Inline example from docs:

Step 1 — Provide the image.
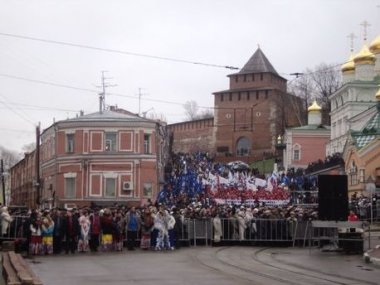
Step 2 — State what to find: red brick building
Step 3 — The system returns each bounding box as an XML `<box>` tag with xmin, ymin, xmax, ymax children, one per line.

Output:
<box><xmin>11</xmin><ymin>108</ymin><xmax>167</xmax><ymax>209</ymax></box>
<box><xmin>10</xmin><ymin>150</ymin><xmax>37</xmax><ymax>208</ymax></box>
<box><xmin>168</xmin><ymin>48</ymin><xmax>302</xmax><ymax>163</ymax></box>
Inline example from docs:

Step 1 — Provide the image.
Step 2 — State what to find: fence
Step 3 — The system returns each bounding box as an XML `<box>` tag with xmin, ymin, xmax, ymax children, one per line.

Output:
<box><xmin>0</xmin><ymin>216</ymin><xmax>371</xmax><ymax>252</ymax></box>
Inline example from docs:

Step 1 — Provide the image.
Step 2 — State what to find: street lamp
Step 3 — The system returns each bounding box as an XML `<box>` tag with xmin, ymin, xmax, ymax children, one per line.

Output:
<box><xmin>365</xmin><ymin>176</ymin><xmax>376</xmax><ymax>224</ymax></box>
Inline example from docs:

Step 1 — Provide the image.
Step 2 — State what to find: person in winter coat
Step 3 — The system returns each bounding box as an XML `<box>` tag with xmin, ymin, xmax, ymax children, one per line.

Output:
<box><xmin>140</xmin><ymin>207</ymin><xmax>154</xmax><ymax>249</ymax></box>
<box><xmin>0</xmin><ymin>206</ymin><xmax>13</xmax><ymax>237</ymax></box>
<box><xmin>154</xmin><ymin>209</ymin><xmax>170</xmax><ymax>250</ymax></box>
<box><xmin>100</xmin><ymin>208</ymin><xmax>114</xmax><ymax>252</ymax></box>
<box><xmin>29</xmin><ymin>211</ymin><xmax>43</xmax><ymax>255</ymax></box>
<box><xmin>62</xmin><ymin>209</ymin><xmax>80</xmax><ymax>254</ymax></box>
<box><xmin>78</xmin><ymin>210</ymin><xmax>91</xmax><ymax>252</ymax></box>
<box><xmin>124</xmin><ymin>207</ymin><xmax>141</xmax><ymax>250</ymax></box>
<box><xmin>212</xmin><ymin>212</ymin><xmax>222</xmax><ymax>245</ymax></box>
<box><xmin>41</xmin><ymin>211</ymin><xmax>55</xmax><ymax>255</ymax></box>
<box><xmin>89</xmin><ymin>209</ymin><xmax>101</xmax><ymax>252</ymax></box>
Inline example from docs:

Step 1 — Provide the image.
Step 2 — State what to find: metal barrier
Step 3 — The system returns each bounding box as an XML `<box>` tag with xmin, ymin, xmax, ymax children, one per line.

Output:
<box><xmin>0</xmin><ymin>215</ymin><xmax>28</xmax><ymax>241</ymax></box>
<box><xmin>1</xmin><ymin>215</ymin><xmax>374</xmax><ymax>252</ymax></box>
<box><xmin>184</xmin><ymin>218</ymin><xmax>300</xmax><ymax>246</ymax></box>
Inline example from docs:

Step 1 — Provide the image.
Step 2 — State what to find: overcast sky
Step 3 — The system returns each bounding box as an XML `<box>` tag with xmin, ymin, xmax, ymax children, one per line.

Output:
<box><xmin>0</xmin><ymin>0</ymin><xmax>379</xmax><ymax>153</ymax></box>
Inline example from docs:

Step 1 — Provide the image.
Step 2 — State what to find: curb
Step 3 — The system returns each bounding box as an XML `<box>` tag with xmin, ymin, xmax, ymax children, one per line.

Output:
<box><xmin>364</xmin><ymin>245</ymin><xmax>380</xmax><ymax>267</ymax></box>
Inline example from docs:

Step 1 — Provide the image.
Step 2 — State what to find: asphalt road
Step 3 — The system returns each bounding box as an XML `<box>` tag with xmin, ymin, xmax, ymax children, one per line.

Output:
<box><xmin>24</xmin><ymin>246</ymin><xmax>380</xmax><ymax>285</ymax></box>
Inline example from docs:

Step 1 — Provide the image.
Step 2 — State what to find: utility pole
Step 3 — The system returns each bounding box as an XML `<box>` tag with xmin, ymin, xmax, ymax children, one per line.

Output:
<box><xmin>35</xmin><ymin>123</ymin><xmax>41</xmax><ymax>207</ymax></box>
<box><xmin>1</xmin><ymin>158</ymin><xmax>5</xmax><ymax>205</ymax></box>
<box><xmin>97</xmin><ymin>71</ymin><xmax>117</xmax><ymax>113</ymax></box>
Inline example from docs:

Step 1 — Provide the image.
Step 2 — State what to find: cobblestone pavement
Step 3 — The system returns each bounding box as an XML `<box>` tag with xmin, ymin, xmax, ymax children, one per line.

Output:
<box><xmin>26</xmin><ymin>247</ymin><xmax>380</xmax><ymax>285</ymax></box>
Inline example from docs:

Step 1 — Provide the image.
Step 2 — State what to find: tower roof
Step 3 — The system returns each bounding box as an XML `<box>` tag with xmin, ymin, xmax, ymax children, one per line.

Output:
<box><xmin>308</xmin><ymin>100</ymin><xmax>322</xmax><ymax>112</ymax></box>
<box><xmin>238</xmin><ymin>48</ymin><xmax>279</xmax><ymax>75</ymax></box>
<box><xmin>369</xmin><ymin>35</ymin><xmax>380</xmax><ymax>54</ymax></box>
<box><xmin>353</xmin><ymin>44</ymin><xmax>375</xmax><ymax>65</ymax></box>
<box><xmin>351</xmin><ymin>111</ymin><xmax>380</xmax><ymax>148</ymax></box>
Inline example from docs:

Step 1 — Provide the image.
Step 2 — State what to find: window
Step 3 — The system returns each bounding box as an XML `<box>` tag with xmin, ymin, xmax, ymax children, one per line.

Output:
<box><xmin>265</xmin><ymin>90</ymin><xmax>269</xmax><ymax>99</ymax></box>
<box><xmin>105</xmin><ymin>133</ymin><xmax>117</xmax><ymax>151</ymax></box>
<box><xmin>236</xmin><ymin>137</ymin><xmax>250</xmax><ymax>156</ymax></box>
<box><xmin>260</xmin><ymin>73</ymin><xmax>263</xmax><ymax>80</ymax></box>
<box><xmin>238</xmin><ymin>92</ymin><xmax>241</xmax><ymax>101</ymax></box>
<box><xmin>252</xmin><ymin>74</ymin><xmax>255</xmax><ymax>81</ymax></box>
<box><xmin>104</xmin><ymin>178</ymin><xmax>116</xmax><ymax>197</ymax></box>
<box><xmin>235</xmin><ymin>76</ymin><xmax>238</xmax><ymax>83</ymax></box>
<box><xmin>293</xmin><ymin>149</ymin><xmax>300</xmax><ymax>160</ymax></box>
<box><xmin>350</xmin><ymin>173</ymin><xmax>358</xmax><ymax>185</ymax></box>
<box><xmin>144</xmin><ymin>134</ymin><xmax>151</xmax><ymax>154</ymax></box>
<box><xmin>143</xmin><ymin>183</ymin><xmax>153</xmax><ymax>198</ymax></box>
<box><xmin>375</xmin><ymin>168</ymin><xmax>380</xmax><ymax>187</ymax></box>
<box><xmin>229</xmin><ymin>93</ymin><xmax>232</xmax><ymax>101</ymax></box>
<box><xmin>359</xmin><ymin>169</ymin><xmax>365</xmax><ymax>183</ymax></box>
<box><xmin>293</xmin><ymin>144</ymin><xmax>301</xmax><ymax>161</ymax></box>
<box><xmin>66</xmin><ymin>134</ymin><xmax>74</xmax><ymax>153</ymax></box>
<box><xmin>220</xmin><ymin>94</ymin><xmax>224</xmax><ymax>102</ymax></box>
<box><xmin>64</xmin><ymin>177</ymin><xmax>75</xmax><ymax>198</ymax></box>
<box><xmin>247</xmin><ymin>92</ymin><xmax>250</xmax><ymax>101</ymax></box>
<box><xmin>243</xmin><ymin>74</ymin><xmax>247</xmax><ymax>82</ymax></box>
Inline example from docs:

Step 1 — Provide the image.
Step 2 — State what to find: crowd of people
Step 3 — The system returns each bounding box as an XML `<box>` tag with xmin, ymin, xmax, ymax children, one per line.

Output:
<box><xmin>3</xmin><ymin>201</ymin><xmax>319</xmax><ymax>256</ymax></box>
<box><xmin>7</xmin><ymin>204</ymin><xmax>183</xmax><ymax>256</ymax></box>
<box><xmin>2</xmin><ymin>151</ymin><xmax>372</xmax><ymax>255</ymax></box>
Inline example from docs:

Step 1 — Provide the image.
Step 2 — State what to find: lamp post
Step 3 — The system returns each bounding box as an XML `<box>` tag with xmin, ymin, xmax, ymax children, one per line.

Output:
<box><xmin>1</xmin><ymin>159</ymin><xmax>6</xmax><ymax>206</ymax></box>
<box><xmin>365</xmin><ymin>176</ymin><xmax>376</xmax><ymax>224</ymax></box>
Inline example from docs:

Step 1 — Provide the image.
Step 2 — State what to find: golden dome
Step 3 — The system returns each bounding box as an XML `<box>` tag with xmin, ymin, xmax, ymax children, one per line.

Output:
<box><xmin>353</xmin><ymin>44</ymin><xmax>375</xmax><ymax>65</ymax></box>
<box><xmin>369</xmin><ymin>35</ymin><xmax>380</xmax><ymax>54</ymax></box>
<box><xmin>308</xmin><ymin>100</ymin><xmax>322</xmax><ymax>112</ymax></box>
<box><xmin>376</xmin><ymin>87</ymin><xmax>380</xmax><ymax>101</ymax></box>
<box><xmin>341</xmin><ymin>53</ymin><xmax>355</xmax><ymax>73</ymax></box>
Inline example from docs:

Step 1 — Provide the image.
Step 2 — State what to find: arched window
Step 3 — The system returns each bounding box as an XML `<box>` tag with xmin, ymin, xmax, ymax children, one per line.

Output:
<box><xmin>293</xmin><ymin>144</ymin><xmax>301</xmax><ymax>161</ymax></box>
<box><xmin>236</xmin><ymin>137</ymin><xmax>251</xmax><ymax>156</ymax></box>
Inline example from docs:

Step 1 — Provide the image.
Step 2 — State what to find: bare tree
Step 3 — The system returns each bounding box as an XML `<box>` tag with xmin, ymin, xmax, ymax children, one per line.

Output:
<box><xmin>288</xmin><ymin>74</ymin><xmax>315</xmax><ymax>125</ymax></box>
<box><xmin>197</xmin><ymin>108</ymin><xmax>214</xmax><ymax>119</ymax></box>
<box><xmin>0</xmin><ymin>146</ymin><xmax>21</xmax><ymax>169</ymax></box>
<box><xmin>289</xmin><ymin>63</ymin><xmax>342</xmax><ymax>125</ymax></box>
<box><xmin>22</xmin><ymin>142</ymin><xmax>36</xmax><ymax>153</ymax></box>
<box><xmin>183</xmin><ymin>100</ymin><xmax>199</xmax><ymax>121</ymax></box>
<box><xmin>308</xmin><ymin>63</ymin><xmax>342</xmax><ymax>125</ymax></box>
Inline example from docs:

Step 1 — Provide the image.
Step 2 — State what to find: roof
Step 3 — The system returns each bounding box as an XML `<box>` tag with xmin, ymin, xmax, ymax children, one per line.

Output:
<box><xmin>237</xmin><ymin>48</ymin><xmax>278</xmax><ymax>75</ymax></box>
<box><xmin>351</xmin><ymin>107</ymin><xmax>380</xmax><ymax>148</ymax></box>
<box><xmin>65</xmin><ymin>109</ymin><xmax>153</xmax><ymax>123</ymax></box>
<box><xmin>291</xmin><ymin>124</ymin><xmax>330</xmax><ymax>131</ymax></box>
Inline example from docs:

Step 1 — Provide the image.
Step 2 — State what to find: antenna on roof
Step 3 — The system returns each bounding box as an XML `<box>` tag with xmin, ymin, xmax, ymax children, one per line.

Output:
<box><xmin>96</xmin><ymin>71</ymin><xmax>117</xmax><ymax>113</ymax></box>
<box><xmin>290</xmin><ymin>72</ymin><xmax>304</xmax><ymax>78</ymax></box>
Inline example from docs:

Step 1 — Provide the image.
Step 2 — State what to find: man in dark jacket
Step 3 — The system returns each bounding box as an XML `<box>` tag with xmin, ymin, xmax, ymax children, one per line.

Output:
<box><xmin>52</xmin><ymin>208</ymin><xmax>65</xmax><ymax>254</ymax></box>
<box><xmin>62</xmin><ymin>209</ymin><xmax>80</xmax><ymax>254</ymax></box>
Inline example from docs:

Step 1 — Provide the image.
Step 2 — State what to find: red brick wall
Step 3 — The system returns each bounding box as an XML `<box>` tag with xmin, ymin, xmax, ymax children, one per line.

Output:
<box><xmin>168</xmin><ymin>118</ymin><xmax>215</xmax><ymax>153</ymax></box>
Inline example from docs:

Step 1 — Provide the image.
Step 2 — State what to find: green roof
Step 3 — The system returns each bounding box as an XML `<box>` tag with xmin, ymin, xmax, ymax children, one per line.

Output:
<box><xmin>352</xmin><ymin>109</ymin><xmax>380</xmax><ymax>148</ymax></box>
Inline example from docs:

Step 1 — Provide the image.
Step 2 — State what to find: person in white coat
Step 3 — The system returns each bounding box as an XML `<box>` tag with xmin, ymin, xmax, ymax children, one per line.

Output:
<box><xmin>212</xmin><ymin>212</ymin><xmax>222</xmax><ymax>244</ymax></box>
<box><xmin>0</xmin><ymin>206</ymin><xmax>13</xmax><ymax>236</ymax></box>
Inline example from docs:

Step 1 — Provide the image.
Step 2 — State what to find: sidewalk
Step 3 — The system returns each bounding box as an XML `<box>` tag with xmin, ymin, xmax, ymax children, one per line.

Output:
<box><xmin>365</xmin><ymin>246</ymin><xmax>380</xmax><ymax>267</ymax></box>
<box><xmin>364</xmin><ymin>223</ymin><xmax>380</xmax><ymax>267</ymax></box>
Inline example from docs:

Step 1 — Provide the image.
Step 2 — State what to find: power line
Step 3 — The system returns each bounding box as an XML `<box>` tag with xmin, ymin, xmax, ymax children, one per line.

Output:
<box><xmin>0</xmin><ymin>100</ymin><xmax>80</xmax><ymax>113</ymax></box>
<box><xmin>0</xmin><ymin>32</ymin><xmax>240</xmax><ymax>70</ymax></box>
<box><xmin>0</xmin><ymin>93</ymin><xmax>36</xmax><ymax>126</ymax></box>
<box><xmin>0</xmin><ymin>127</ymin><xmax>34</xmax><ymax>134</ymax></box>
<box><xmin>0</xmin><ymin>72</ymin><xmax>211</xmax><ymax>109</ymax></box>
<box><xmin>0</xmin><ymin>73</ymin><xmax>96</xmax><ymax>93</ymax></box>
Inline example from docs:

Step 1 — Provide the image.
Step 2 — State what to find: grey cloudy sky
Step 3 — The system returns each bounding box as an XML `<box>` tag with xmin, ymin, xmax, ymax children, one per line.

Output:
<box><xmin>0</xmin><ymin>0</ymin><xmax>379</xmax><ymax>153</ymax></box>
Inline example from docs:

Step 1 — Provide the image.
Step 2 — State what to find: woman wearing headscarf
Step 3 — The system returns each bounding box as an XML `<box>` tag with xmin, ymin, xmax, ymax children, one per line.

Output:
<box><xmin>140</xmin><ymin>207</ymin><xmax>154</xmax><ymax>250</ymax></box>
<box><xmin>78</xmin><ymin>210</ymin><xmax>91</xmax><ymax>252</ymax></box>
<box><xmin>41</xmin><ymin>211</ymin><xmax>55</xmax><ymax>255</ymax></box>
